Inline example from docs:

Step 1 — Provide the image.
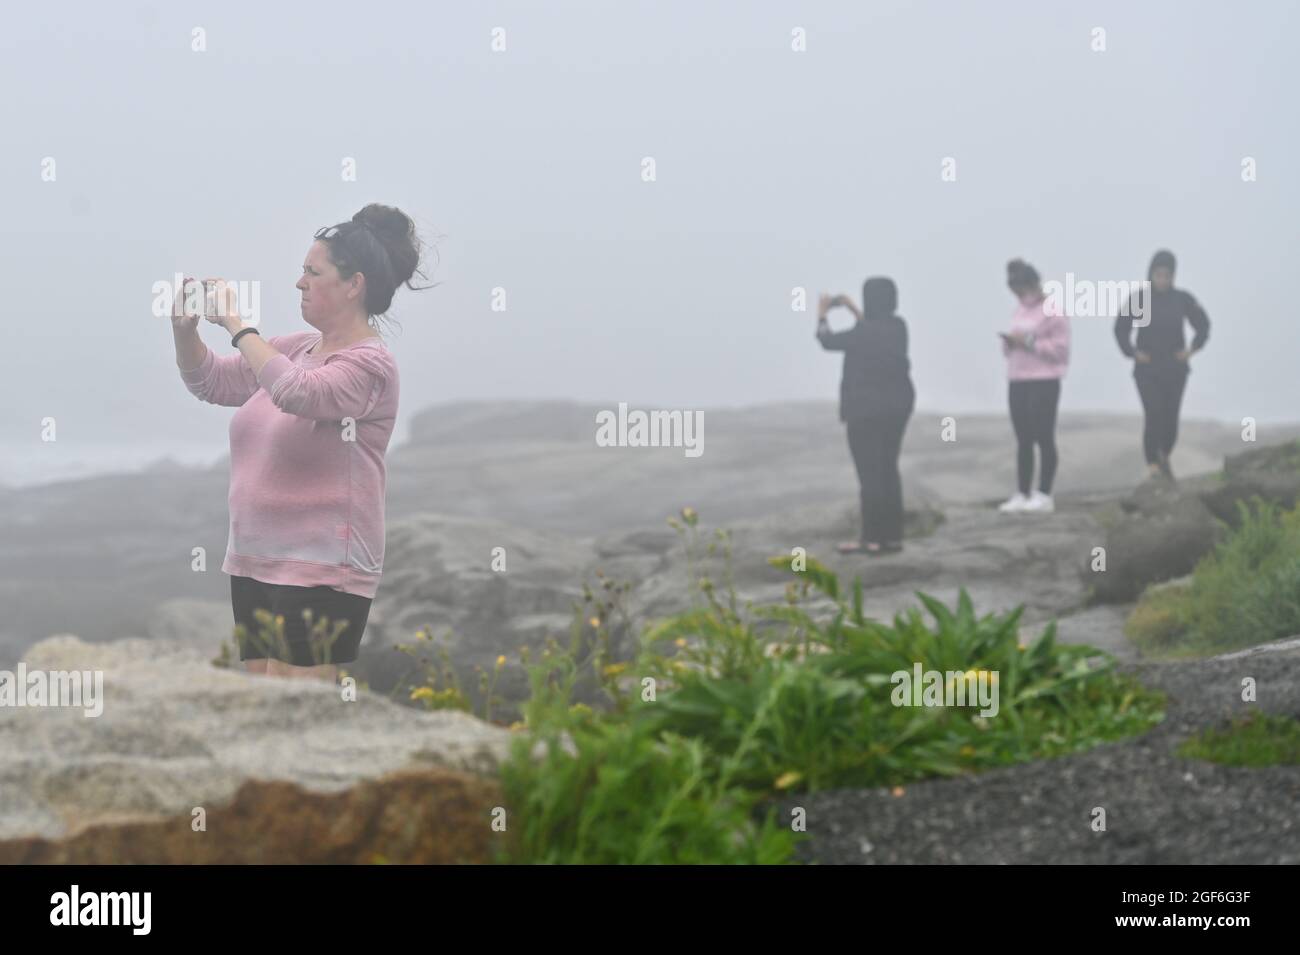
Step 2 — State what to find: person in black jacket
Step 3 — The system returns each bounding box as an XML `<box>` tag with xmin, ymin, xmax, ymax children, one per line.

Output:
<box><xmin>816</xmin><ymin>276</ymin><xmax>916</xmax><ymax>555</ymax></box>
<box><xmin>1114</xmin><ymin>249</ymin><xmax>1210</xmax><ymax>481</ymax></box>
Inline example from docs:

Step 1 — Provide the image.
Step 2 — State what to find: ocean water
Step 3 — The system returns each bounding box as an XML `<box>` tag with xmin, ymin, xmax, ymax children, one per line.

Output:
<box><xmin>0</xmin><ymin>443</ymin><xmax>228</xmax><ymax>489</ymax></box>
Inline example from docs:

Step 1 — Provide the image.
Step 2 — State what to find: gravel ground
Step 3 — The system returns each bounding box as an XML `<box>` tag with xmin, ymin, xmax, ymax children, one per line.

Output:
<box><xmin>777</xmin><ymin>640</ymin><xmax>1300</xmax><ymax>864</ymax></box>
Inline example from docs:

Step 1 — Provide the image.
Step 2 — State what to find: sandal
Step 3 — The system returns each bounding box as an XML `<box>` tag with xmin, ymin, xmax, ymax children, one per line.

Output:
<box><xmin>836</xmin><ymin>541</ymin><xmax>867</xmax><ymax>554</ymax></box>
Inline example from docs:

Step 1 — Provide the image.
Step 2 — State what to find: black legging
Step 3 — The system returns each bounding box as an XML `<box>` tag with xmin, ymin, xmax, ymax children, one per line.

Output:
<box><xmin>846</xmin><ymin>412</ymin><xmax>910</xmax><ymax>544</ymax></box>
<box><xmin>1008</xmin><ymin>378</ymin><xmax>1061</xmax><ymax>495</ymax></box>
<box><xmin>1134</xmin><ymin>365</ymin><xmax>1188</xmax><ymax>465</ymax></box>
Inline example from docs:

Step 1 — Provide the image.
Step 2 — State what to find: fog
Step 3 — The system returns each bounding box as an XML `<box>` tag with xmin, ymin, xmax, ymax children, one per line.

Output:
<box><xmin>2</xmin><ymin>0</ymin><xmax>1296</xmax><ymax>486</ymax></box>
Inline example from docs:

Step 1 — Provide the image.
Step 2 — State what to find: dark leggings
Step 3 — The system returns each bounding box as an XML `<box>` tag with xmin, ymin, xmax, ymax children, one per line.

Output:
<box><xmin>1008</xmin><ymin>378</ymin><xmax>1061</xmax><ymax>495</ymax></box>
<box><xmin>230</xmin><ymin>575</ymin><xmax>372</xmax><ymax>666</ymax></box>
<box><xmin>846</xmin><ymin>411</ymin><xmax>910</xmax><ymax>544</ymax></box>
<box><xmin>1134</xmin><ymin>366</ymin><xmax>1189</xmax><ymax>465</ymax></box>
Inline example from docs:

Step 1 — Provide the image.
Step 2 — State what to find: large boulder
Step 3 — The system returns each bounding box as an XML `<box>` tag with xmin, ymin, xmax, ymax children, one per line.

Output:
<box><xmin>1087</xmin><ymin>480</ymin><xmax>1222</xmax><ymax>604</ymax></box>
<box><xmin>0</xmin><ymin>635</ymin><xmax>515</xmax><ymax>863</ymax></box>
<box><xmin>1200</xmin><ymin>440</ymin><xmax>1300</xmax><ymax>526</ymax></box>
<box><xmin>0</xmin><ymin>766</ymin><xmax>502</xmax><ymax>864</ymax></box>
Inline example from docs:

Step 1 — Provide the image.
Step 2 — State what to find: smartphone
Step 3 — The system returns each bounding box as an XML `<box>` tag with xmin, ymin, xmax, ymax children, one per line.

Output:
<box><xmin>180</xmin><ymin>279</ymin><xmax>218</xmax><ymax>319</ymax></box>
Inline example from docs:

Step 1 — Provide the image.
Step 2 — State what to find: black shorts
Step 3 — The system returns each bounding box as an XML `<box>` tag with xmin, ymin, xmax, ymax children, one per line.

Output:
<box><xmin>230</xmin><ymin>575</ymin><xmax>372</xmax><ymax>666</ymax></box>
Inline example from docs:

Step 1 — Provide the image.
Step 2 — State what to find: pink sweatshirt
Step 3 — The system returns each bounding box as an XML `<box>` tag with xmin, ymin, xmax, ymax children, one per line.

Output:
<box><xmin>1003</xmin><ymin>296</ymin><xmax>1070</xmax><ymax>380</ymax></box>
<box><xmin>179</xmin><ymin>329</ymin><xmax>399</xmax><ymax>598</ymax></box>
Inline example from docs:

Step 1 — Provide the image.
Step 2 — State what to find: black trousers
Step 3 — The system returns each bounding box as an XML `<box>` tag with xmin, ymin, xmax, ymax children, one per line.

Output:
<box><xmin>1008</xmin><ymin>378</ymin><xmax>1061</xmax><ymax>495</ymax></box>
<box><xmin>1134</xmin><ymin>365</ymin><xmax>1189</xmax><ymax>465</ymax></box>
<box><xmin>230</xmin><ymin>575</ymin><xmax>372</xmax><ymax>665</ymax></box>
<box><xmin>845</xmin><ymin>411</ymin><xmax>910</xmax><ymax>544</ymax></box>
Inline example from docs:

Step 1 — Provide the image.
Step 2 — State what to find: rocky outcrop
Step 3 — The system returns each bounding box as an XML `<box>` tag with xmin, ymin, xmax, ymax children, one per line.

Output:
<box><xmin>1200</xmin><ymin>439</ymin><xmax>1300</xmax><ymax>526</ymax></box>
<box><xmin>1086</xmin><ymin>480</ymin><xmax>1222</xmax><ymax>604</ymax></box>
<box><xmin>0</xmin><ymin>767</ymin><xmax>503</xmax><ymax>864</ymax></box>
<box><xmin>0</xmin><ymin>635</ymin><xmax>515</xmax><ymax>862</ymax></box>
<box><xmin>1088</xmin><ymin>440</ymin><xmax>1300</xmax><ymax>604</ymax></box>
<box><xmin>1</xmin><ymin>409</ymin><xmax>1287</xmax><ymax>674</ymax></box>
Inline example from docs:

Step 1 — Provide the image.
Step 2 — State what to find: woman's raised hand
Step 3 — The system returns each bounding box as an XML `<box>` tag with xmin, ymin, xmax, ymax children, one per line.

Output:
<box><xmin>201</xmin><ymin>278</ymin><xmax>240</xmax><ymax>328</ymax></box>
<box><xmin>170</xmin><ymin>276</ymin><xmax>201</xmax><ymax>332</ymax></box>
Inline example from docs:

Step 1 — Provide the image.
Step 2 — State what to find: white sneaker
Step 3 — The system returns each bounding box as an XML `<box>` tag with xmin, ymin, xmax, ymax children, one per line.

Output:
<box><xmin>1022</xmin><ymin>491</ymin><xmax>1055</xmax><ymax>513</ymax></box>
<box><xmin>998</xmin><ymin>492</ymin><xmax>1030</xmax><ymax>512</ymax></box>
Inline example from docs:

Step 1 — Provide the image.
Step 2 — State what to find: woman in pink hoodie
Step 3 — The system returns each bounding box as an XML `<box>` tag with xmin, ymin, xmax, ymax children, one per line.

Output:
<box><xmin>173</xmin><ymin>204</ymin><xmax>426</xmax><ymax>682</ymax></box>
<box><xmin>997</xmin><ymin>259</ymin><xmax>1070</xmax><ymax>514</ymax></box>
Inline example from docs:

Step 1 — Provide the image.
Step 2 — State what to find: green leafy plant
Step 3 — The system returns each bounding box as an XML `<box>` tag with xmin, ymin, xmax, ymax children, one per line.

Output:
<box><xmin>492</xmin><ymin>509</ymin><xmax>1165</xmax><ymax>863</ymax></box>
<box><xmin>1127</xmin><ymin>497</ymin><xmax>1300</xmax><ymax>656</ymax></box>
<box><xmin>396</xmin><ymin>628</ymin><xmax>477</xmax><ymax>714</ymax></box>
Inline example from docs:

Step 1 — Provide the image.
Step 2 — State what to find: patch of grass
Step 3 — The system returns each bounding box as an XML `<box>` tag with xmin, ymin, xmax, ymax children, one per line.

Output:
<box><xmin>1124</xmin><ymin>584</ymin><xmax>1198</xmax><ymax>658</ymax></box>
<box><xmin>492</xmin><ymin>509</ymin><xmax>1165</xmax><ymax>864</ymax></box>
<box><xmin>1093</xmin><ymin>500</ymin><xmax>1128</xmax><ymax>533</ymax></box>
<box><xmin>1178</xmin><ymin>712</ymin><xmax>1300</xmax><ymax>767</ymax></box>
<box><xmin>1127</xmin><ymin>497</ymin><xmax>1300</xmax><ymax>657</ymax></box>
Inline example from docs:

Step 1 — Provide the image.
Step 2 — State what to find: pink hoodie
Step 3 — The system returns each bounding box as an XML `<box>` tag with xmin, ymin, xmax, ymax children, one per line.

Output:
<box><xmin>179</xmin><ymin>329</ymin><xmax>399</xmax><ymax>598</ymax></box>
<box><xmin>1003</xmin><ymin>296</ymin><xmax>1070</xmax><ymax>381</ymax></box>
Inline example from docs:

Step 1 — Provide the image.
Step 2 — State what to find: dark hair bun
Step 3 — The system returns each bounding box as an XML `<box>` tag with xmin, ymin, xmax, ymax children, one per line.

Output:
<box><xmin>318</xmin><ymin>202</ymin><xmax>428</xmax><ymax>317</ymax></box>
<box><xmin>352</xmin><ymin>203</ymin><xmax>421</xmax><ymax>289</ymax></box>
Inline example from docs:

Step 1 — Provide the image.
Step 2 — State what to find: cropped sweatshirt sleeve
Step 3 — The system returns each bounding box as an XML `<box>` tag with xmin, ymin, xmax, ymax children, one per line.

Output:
<box><xmin>256</xmin><ymin>347</ymin><xmax>393</xmax><ymax>421</ymax></box>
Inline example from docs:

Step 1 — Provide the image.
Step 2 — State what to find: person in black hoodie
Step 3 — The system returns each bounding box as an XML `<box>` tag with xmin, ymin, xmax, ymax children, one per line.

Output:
<box><xmin>816</xmin><ymin>276</ymin><xmax>916</xmax><ymax>555</ymax></box>
<box><xmin>1113</xmin><ymin>249</ymin><xmax>1210</xmax><ymax>481</ymax></box>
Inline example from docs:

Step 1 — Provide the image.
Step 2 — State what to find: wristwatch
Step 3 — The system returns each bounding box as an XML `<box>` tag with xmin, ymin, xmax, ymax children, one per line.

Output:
<box><xmin>231</xmin><ymin>327</ymin><xmax>261</xmax><ymax>347</ymax></box>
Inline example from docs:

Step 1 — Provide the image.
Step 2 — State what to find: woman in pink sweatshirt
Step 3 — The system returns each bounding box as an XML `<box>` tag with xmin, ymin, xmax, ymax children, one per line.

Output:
<box><xmin>172</xmin><ymin>204</ymin><xmax>426</xmax><ymax>682</ymax></box>
<box><xmin>997</xmin><ymin>259</ymin><xmax>1070</xmax><ymax>514</ymax></box>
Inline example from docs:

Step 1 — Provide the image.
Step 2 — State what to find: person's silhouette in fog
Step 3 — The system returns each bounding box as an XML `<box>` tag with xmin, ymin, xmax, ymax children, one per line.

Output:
<box><xmin>1114</xmin><ymin>249</ymin><xmax>1211</xmax><ymax>483</ymax></box>
<box><xmin>816</xmin><ymin>277</ymin><xmax>916</xmax><ymax>555</ymax></box>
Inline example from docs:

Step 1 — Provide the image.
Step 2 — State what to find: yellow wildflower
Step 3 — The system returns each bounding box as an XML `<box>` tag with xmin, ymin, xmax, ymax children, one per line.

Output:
<box><xmin>774</xmin><ymin>771</ymin><xmax>802</xmax><ymax>790</ymax></box>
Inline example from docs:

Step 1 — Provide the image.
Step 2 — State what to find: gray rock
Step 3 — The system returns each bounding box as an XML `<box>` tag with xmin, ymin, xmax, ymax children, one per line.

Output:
<box><xmin>0</xmin><ymin>635</ymin><xmax>513</xmax><ymax>842</ymax></box>
<box><xmin>1087</xmin><ymin>479</ymin><xmax>1222</xmax><ymax>604</ymax></box>
<box><xmin>1200</xmin><ymin>439</ymin><xmax>1300</xmax><ymax>526</ymax></box>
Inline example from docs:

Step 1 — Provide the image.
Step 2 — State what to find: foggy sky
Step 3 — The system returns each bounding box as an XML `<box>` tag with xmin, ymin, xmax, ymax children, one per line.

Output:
<box><xmin>3</xmin><ymin>0</ymin><xmax>1297</xmax><ymax>486</ymax></box>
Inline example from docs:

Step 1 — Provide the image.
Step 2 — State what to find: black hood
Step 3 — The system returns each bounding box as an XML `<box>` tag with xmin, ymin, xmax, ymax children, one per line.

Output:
<box><xmin>861</xmin><ymin>277</ymin><xmax>898</xmax><ymax>320</ymax></box>
<box><xmin>1148</xmin><ymin>249</ymin><xmax>1177</xmax><ymax>281</ymax></box>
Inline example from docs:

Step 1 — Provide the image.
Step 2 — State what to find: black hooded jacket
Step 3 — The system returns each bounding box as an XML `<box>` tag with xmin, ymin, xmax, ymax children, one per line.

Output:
<box><xmin>816</xmin><ymin>277</ymin><xmax>916</xmax><ymax>421</ymax></box>
<box><xmin>1113</xmin><ymin>251</ymin><xmax>1210</xmax><ymax>374</ymax></box>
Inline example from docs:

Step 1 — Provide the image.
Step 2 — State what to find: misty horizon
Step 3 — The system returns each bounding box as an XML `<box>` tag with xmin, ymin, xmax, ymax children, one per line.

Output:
<box><xmin>4</xmin><ymin>0</ymin><xmax>1296</xmax><ymax>485</ymax></box>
